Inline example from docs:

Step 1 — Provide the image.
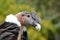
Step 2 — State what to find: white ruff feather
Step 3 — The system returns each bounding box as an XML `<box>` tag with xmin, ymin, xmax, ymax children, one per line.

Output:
<box><xmin>5</xmin><ymin>14</ymin><xmax>21</xmax><ymax>27</ymax></box>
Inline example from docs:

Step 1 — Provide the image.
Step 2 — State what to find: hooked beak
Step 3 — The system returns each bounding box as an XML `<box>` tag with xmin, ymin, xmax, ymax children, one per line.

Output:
<box><xmin>32</xmin><ymin>21</ymin><xmax>41</xmax><ymax>31</ymax></box>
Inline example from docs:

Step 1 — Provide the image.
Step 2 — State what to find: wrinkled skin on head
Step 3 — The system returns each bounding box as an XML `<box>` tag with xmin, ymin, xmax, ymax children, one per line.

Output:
<box><xmin>16</xmin><ymin>11</ymin><xmax>41</xmax><ymax>31</ymax></box>
<box><xmin>31</xmin><ymin>12</ymin><xmax>41</xmax><ymax>24</ymax></box>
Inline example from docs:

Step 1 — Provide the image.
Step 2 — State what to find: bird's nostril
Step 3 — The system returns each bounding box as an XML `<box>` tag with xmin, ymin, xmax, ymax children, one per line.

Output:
<box><xmin>33</xmin><ymin>18</ymin><xmax>36</xmax><ymax>20</ymax></box>
<box><xmin>22</xmin><ymin>14</ymin><xmax>25</xmax><ymax>16</ymax></box>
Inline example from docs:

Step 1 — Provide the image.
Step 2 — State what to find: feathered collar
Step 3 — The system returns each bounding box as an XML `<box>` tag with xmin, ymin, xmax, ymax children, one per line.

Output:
<box><xmin>5</xmin><ymin>14</ymin><xmax>21</xmax><ymax>27</ymax></box>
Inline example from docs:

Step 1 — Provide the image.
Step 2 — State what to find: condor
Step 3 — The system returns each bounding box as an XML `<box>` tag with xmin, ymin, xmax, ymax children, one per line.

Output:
<box><xmin>0</xmin><ymin>11</ymin><xmax>41</xmax><ymax>40</ymax></box>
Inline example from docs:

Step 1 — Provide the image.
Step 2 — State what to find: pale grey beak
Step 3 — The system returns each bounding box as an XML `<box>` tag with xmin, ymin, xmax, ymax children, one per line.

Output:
<box><xmin>31</xmin><ymin>12</ymin><xmax>41</xmax><ymax>31</ymax></box>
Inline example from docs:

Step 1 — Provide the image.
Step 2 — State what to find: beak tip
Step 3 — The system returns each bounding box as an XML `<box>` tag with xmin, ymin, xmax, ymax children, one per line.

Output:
<box><xmin>35</xmin><ymin>23</ymin><xmax>41</xmax><ymax>31</ymax></box>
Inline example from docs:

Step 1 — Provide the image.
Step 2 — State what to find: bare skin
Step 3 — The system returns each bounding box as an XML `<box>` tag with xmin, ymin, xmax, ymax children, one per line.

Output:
<box><xmin>15</xmin><ymin>13</ymin><xmax>27</xmax><ymax>25</ymax></box>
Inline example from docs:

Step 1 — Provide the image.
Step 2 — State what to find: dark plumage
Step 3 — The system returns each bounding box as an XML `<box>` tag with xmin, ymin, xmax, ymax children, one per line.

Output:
<box><xmin>0</xmin><ymin>22</ymin><xmax>20</xmax><ymax>40</ymax></box>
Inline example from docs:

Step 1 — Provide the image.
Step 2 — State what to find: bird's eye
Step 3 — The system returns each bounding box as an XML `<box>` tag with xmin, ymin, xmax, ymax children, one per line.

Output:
<box><xmin>27</xmin><ymin>15</ymin><xmax>30</xmax><ymax>17</ymax></box>
<box><xmin>22</xmin><ymin>14</ymin><xmax>25</xmax><ymax>16</ymax></box>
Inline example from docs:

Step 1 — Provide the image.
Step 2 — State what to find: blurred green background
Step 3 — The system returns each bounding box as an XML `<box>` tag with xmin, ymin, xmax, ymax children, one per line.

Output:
<box><xmin>0</xmin><ymin>0</ymin><xmax>60</xmax><ymax>40</ymax></box>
